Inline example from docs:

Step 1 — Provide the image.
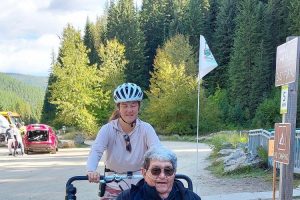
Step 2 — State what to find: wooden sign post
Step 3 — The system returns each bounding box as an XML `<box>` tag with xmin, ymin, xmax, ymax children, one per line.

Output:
<box><xmin>274</xmin><ymin>36</ymin><xmax>300</xmax><ymax>200</ymax></box>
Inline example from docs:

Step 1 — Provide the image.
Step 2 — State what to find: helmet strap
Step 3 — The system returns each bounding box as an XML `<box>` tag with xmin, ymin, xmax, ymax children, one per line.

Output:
<box><xmin>120</xmin><ymin>116</ymin><xmax>136</xmax><ymax>128</ymax></box>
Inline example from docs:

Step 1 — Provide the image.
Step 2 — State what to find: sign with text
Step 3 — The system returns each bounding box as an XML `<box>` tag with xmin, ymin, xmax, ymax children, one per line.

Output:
<box><xmin>280</xmin><ymin>85</ymin><xmax>288</xmax><ymax>114</ymax></box>
<box><xmin>275</xmin><ymin>37</ymin><xmax>299</xmax><ymax>86</ymax></box>
<box><xmin>274</xmin><ymin>123</ymin><xmax>291</xmax><ymax>164</ymax></box>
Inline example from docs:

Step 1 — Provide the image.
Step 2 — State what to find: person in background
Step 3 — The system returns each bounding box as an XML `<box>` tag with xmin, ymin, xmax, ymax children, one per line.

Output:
<box><xmin>14</xmin><ymin>124</ymin><xmax>24</xmax><ymax>155</ymax></box>
<box><xmin>86</xmin><ymin>83</ymin><xmax>161</xmax><ymax>199</ymax></box>
<box><xmin>6</xmin><ymin>124</ymin><xmax>17</xmax><ymax>156</ymax></box>
<box><xmin>116</xmin><ymin>147</ymin><xmax>201</xmax><ymax>200</ymax></box>
<box><xmin>6</xmin><ymin>124</ymin><xmax>24</xmax><ymax>155</ymax></box>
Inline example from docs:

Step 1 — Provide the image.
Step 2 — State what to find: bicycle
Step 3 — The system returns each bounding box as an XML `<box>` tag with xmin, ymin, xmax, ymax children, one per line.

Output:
<box><xmin>65</xmin><ymin>172</ymin><xmax>193</xmax><ymax>200</ymax></box>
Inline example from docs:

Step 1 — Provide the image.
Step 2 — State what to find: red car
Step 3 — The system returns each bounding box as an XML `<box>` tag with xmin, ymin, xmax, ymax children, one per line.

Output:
<box><xmin>23</xmin><ymin>124</ymin><xmax>58</xmax><ymax>154</ymax></box>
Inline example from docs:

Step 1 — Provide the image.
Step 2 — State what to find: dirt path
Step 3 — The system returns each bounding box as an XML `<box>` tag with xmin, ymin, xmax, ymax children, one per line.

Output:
<box><xmin>0</xmin><ymin>141</ymin><xmax>273</xmax><ymax>200</ymax></box>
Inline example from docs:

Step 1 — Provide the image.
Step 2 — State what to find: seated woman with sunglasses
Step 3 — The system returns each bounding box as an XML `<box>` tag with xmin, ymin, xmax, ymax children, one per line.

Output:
<box><xmin>116</xmin><ymin>147</ymin><xmax>201</xmax><ymax>200</ymax></box>
<box><xmin>86</xmin><ymin>83</ymin><xmax>161</xmax><ymax>199</ymax></box>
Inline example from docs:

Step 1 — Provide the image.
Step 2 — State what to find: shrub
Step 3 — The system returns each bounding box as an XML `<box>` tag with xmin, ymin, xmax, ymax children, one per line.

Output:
<box><xmin>257</xmin><ymin>146</ymin><xmax>268</xmax><ymax>168</ymax></box>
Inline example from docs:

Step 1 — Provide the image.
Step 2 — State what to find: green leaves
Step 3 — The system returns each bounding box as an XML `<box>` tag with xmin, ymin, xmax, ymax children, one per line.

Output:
<box><xmin>50</xmin><ymin>25</ymin><xmax>101</xmax><ymax>134</ymax></box>
<box><xmin>144</xmin><ymin>35</ymin><xmax>198</xmax><ymax>135</ymax></box>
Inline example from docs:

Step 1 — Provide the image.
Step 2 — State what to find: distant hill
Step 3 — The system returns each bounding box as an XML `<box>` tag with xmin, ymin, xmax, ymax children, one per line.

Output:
<box><xmin>0</xmin><ymin>72</ymin><xmax>46</xmax><ymax>123</ymax></box>
<box><xmin>6</xmin><ymin>73</ymin><xmax>48</xmax><ymax>90</ymax></box>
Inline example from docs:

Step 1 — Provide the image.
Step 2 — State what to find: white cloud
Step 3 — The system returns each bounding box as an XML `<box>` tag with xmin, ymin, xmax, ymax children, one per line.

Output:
<box><xmin>0</xmin><ymin>0</ymin><xmax>142</xmax><ymax>77</ymax></box>
<box><xmin>0</xmin><ymin>0</ymin><xmax>105</xmax><ymax>76</ymax></box>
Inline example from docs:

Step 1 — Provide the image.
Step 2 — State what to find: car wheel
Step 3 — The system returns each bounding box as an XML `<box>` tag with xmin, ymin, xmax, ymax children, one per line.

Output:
<box><xmin>24</xmin><ymin>149</ymin><xmax>29</xmax><ymax>154</ymax></box>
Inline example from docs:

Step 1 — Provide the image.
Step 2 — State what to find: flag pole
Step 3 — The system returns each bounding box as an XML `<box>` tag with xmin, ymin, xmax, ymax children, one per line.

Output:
<box><xmin>196</xmin><ymin>35</ymin><xmax>218</xmax><ymax>194</ymax></box>
<box><xmin>196</xmin><ymin>71</ymin><xmax>201</xmax><ymax>194</ymax></box>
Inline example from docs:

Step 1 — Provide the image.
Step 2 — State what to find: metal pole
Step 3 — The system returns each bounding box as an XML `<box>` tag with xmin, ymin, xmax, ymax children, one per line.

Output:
<box><xmin>196</xmin><ymin>74</ymin><xmax>201</xmax><ymax>194</ymax></box>
<box><xmin>273</xmin><ymin>158</ymin><xmax>276</xmax><ymax>200</ymax></box>
<box><xmin>279</xmin><ymin>36</ymin><xmax>300</xmax><ymax>200</ymax></box>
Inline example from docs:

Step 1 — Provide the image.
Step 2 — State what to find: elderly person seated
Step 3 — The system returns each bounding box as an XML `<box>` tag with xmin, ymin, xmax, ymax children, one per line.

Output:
<box><xmin>116</xmin><ymin>147</ymin><xmax>201</xmax><ymax>200</ymax></box>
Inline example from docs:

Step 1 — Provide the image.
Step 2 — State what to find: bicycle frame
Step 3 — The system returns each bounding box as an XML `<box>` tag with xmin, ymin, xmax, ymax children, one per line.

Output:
<box><xmin>65</xmin><ymin>174</ymin><xmax>193</xmax><ymax>200</ymax></box>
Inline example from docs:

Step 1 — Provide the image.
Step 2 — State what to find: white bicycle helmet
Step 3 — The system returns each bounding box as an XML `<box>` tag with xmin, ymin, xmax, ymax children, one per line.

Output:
<box><xmin>113</xmin><ymin>83</ymin><xmax>143</xmax><ymax>103</ymax></box>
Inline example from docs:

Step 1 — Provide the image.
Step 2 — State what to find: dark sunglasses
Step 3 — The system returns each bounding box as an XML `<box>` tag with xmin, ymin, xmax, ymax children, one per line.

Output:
<box><xmin>123</xmin><ymin>135</ymin><xmax>132</xmax><ymax>152</ymax></box>
<box><xmin>148</xmin><ymin>167</ymin><xmax>175</xmax><ymax>177</ymax></box>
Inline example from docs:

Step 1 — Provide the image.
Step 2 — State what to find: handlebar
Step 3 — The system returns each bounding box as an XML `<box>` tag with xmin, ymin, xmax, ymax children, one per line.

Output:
<box><xmin>65</xmin><ymin>173</ymin><xmax>193</xmax><ymax>200</ymax></box>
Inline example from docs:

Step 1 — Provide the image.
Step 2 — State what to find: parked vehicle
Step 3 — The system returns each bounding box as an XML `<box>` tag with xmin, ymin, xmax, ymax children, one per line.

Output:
<box><xmin>0</xmin><ymin>111</ymin><xmax>23</xmax><ymax>127</ymax></box>
<box><xmin>0</xmin><ymin>114</ymin><xmax>10</xmax><ymax>143</ymax></box>
<box><xmin>23</xmin><ymin>124</ymin><xmax>58</xmax><ymax>154</ymax></box>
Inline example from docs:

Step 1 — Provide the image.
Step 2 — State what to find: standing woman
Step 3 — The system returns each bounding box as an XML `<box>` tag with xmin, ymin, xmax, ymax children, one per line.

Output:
<box><xmin>86</xmin><ymin>83</ymin><xmax>161</xmax><ymax>199</ymax></box>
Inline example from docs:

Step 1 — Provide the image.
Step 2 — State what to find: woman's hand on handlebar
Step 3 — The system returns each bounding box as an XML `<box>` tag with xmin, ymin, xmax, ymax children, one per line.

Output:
<box><xmin>87</xmin><ymin>171</ymin><xmax>100</xmax><ymax>183</ymax></box>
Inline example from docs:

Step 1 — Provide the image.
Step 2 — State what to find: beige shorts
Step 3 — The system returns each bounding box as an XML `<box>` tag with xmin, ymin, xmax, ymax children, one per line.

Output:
<box><xmin>101</xmin><ymin>185</ymin><xmax>121</xmax><ymax>200</ymax></box>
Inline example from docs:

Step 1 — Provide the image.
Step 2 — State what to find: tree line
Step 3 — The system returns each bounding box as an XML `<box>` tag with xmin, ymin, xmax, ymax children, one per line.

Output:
<box><xmin>0</xmin><ymin>73</ymin><xmax>44</xmax><ymax>123</ymax></box>
<box><xmin>41</xmin><ymin>0</ymin><xmax>300</xmax><ymax>136</ymax></box>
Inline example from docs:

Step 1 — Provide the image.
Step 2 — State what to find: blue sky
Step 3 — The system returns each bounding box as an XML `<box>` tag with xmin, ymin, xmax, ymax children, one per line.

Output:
<box><xmin>0</xmin><ymin>0</ymin><xmax>141</xmax><ymax>77</ymax></box>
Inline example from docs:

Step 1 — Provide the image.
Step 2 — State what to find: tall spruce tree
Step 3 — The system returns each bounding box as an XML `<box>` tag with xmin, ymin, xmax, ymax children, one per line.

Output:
<box><xmin>140</xmin><ymin>0</ymin><xmax>175</xmax><ymax>76</ymax></box>
<box><xmin>202</xmin><ymin>0</ymin><xmax>219</xmax><ymax>44</ymax></box>
<box><xmin>288</xmin><ymin>0</ymin><xmax>300</xmax><ymax>126</ymax></box>
<box><xmin>169</xmin><ymin>0</ymin><xmax>188</xmax><ymax>36</ymax></box>
<box><xmin>202</xmin><ymin>0</ymin><xmax>237</xmax><ymax>96</ymax></box>
<box><xmin>288</xmin><ymin>0</ymin><xmax>300</xmax><ymax>35</ymax></box>
<box><xmin>93</xmin><ymin>16</ymin><xmax>107</xmax><ymax>54</ymax></box>
<box><xmin>184</xmin><ymin>0</ymin><xmax>208</xmax><ymax>50</ymax></box>
<box><xmin>107</xmin><ymin>0</ymin><xmax>147</xmax><ymax>89</ymax></box>
<box><xmin>40</xmin><ymin>52</ymin><xmax>57</xmax><ymax>126</ymax></box>
<box><xmin>83</xmin><ymin>18</ymin><xmax>101</xmax><ymax>66</ymax></box>
<box><xmin>228</xmin><ymin>0</ymin><xmax>269</xmax><ymax>124</ymax></box>
<box><xmin>265</xmin><ymin>0</ymin><xmax>290</xmax><ymax>83</ymax></box>
<box><xmin>50</xmin><ymin>24</ymin><xmax>101</xmax><ymax>134</ymax></box>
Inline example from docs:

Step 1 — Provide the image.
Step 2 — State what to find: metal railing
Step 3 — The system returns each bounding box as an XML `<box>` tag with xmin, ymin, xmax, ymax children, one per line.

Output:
<box><xmin>248</xmin><ymin>129</ymin><xmax>300</xmax><ymax>174</ymax></box>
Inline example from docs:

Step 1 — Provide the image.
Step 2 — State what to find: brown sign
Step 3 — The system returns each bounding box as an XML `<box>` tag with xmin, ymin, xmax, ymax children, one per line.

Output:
<box><xmin>274</xmin><ymin>123</ymin><xmax>291</xmax><ymax>164</ymax></box>
<box><xmin>275</xmin><ymin>37</ymin><xmax>299</xmax><ymax>86</ymax></box>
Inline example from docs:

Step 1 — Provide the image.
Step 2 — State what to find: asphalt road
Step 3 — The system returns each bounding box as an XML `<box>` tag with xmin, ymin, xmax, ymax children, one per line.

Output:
<box><xmin>0</xmin><ymin>141</ymin><xmax>212</xmax><ymax>200</ymax></box>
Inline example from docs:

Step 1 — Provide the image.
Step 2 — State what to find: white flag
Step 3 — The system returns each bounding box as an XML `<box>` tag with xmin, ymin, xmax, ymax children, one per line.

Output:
<box><xmin>198</xmin><ymin>35</ymin><xmax>218</xmax><ymax>79</ymax></box>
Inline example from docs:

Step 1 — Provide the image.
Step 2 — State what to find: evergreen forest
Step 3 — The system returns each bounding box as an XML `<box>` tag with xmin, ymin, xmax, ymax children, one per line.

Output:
<box><xmin>39</xmin><ymin>0</ymin><xmax>300</xmax><ymax>136</ymax></box>
<box><xmin>0</xmin><ymin>73</ymin><xmax>45</xmax><ymax>123</ymax></box>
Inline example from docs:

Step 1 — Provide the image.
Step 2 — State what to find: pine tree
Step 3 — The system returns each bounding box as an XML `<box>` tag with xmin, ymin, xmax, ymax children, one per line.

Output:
<box><xmin>140</xmin><ymin>0</ymin><xmax>175</xmax><ymax>74</ymax></box>
<box><xmin>202</xmin><ymin>0</ymin><xmax>237</xmax><ymax>96</ymax></box>
<box><xmin>228</xmin><ymin>0</ymin><xmax>269</xmax><ymax>123</ymax></box>
<box><xmin>202</xmin><ymin>0</ymin><xmax>219</xmax><ymax>44</ymax></box>
<box><xmin>41</xmin><ymin>52</ymin><xmax>57</xmax><ymax>126</ymax></box>
<box><xmin>93</xmin><ymin>16</ymin><xmax>107</xmax><ymax>54</ymax></box>
<box><xmin>83</xmin><ymin>18</ymin><xmax>101</xmax><ymax>66</ymax></box>
<box><xmin>107</xmin><ymin>0</ymin><xmax>147</xmax><ymax>89</ymax></box>
<box><xmin>264</xmin><ymin>0</ymin><xmax>290</xmax><ymax>83</ymax></box>
<box><xmin>183</xmin><ymin>0</ymin><xmax>208</xmax><ymax>50</ymax></box>
<box><xmin>169</xmin><ymin>0</ymin><xmax>189</xmax><ymax>36</ymax></box>
<box><xmin>288</xmin><ymin>0</ymin><xmax>300</xmax><ymax>35</ymax></box>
